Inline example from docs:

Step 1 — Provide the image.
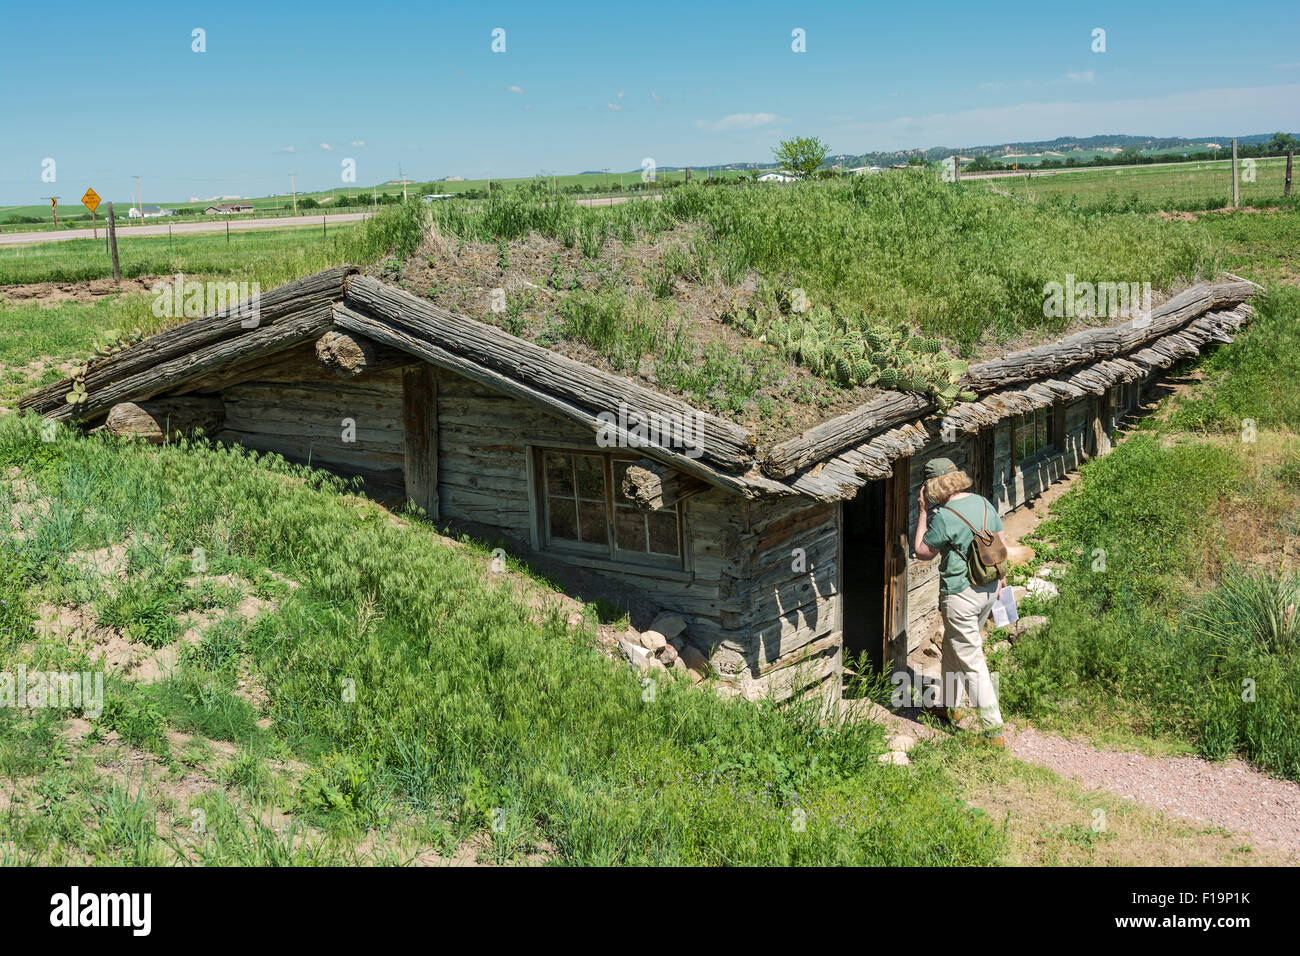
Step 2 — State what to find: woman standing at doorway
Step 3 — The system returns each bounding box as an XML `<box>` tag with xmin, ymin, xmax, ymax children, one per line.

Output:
<box><xmin>912</xmin><ymin>457</ymin><xmax>1007</xmax><ymax>747</ymax></box>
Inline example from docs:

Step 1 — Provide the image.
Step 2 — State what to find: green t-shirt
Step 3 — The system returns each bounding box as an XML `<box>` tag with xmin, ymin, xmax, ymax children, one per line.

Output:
<box><xmin>922</xmin><ymin>493</ymin><xmax>1004</xmax><ymax>595</ymax></box>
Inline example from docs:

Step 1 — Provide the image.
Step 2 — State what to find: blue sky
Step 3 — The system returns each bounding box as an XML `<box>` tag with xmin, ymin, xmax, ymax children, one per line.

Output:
<box><xmin>1</xmin><ymin>0</ymin><xmax>1297</xmax><ymax>206</ymax></box>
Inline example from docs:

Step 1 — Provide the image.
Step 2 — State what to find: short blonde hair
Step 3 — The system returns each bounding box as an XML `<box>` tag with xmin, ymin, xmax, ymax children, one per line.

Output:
<box><xmin>925</xmin><ymin>470</ymin><xmax>973</xmax><ymax>506</ymax></box>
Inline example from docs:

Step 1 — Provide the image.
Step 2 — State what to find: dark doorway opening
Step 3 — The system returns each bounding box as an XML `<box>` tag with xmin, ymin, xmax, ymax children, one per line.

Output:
<box><xmin>842</xmin><ymin>478</ymin><xmax>887</xmax><ymax>675</ymax></box>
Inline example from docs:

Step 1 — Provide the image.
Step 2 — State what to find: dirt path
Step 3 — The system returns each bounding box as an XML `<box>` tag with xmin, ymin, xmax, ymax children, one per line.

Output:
<box><xmin>1006</xmin><ymin>725</ymin><xmax>1300</xmax><ymax>856</ymax></box>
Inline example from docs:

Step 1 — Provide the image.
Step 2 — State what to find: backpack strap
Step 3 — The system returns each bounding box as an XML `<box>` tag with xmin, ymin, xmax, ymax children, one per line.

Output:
<box><xmin>940</xmin><ymin>501</ymin><xmax>987</xmax><ymax>536</ymax></box>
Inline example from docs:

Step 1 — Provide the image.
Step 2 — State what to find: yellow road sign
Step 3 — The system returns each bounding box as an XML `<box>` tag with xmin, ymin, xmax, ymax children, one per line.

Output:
<box><xmin>81</xmin><ymin>188</ymin><xmax>101</xmax><ymax>213</ymax></box>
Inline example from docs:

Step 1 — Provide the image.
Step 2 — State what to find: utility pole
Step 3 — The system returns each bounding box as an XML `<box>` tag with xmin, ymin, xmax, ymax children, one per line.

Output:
<box><xmin>399</xmin><ymin>163</ymin><xmax>408</xmax><ymax>201</ymax></box>
<box><xmin>290</xmin><ymin>173</ymin><xmax>298</xmax><ymax>216</ymax></box>
<box><xmin>1230</xmin><ymin>139</ymin><xmax>1239</xmax><ymax>208</ymax></box>
<box><xmin>1286</xmin><ymin>151</ymin><xmax>1294</xmax><ymax>199</ymax></box>
<box><xmin>135</xmin><ymin>175</ymin><xmax>143</xmax><ymax>221</ymax></box>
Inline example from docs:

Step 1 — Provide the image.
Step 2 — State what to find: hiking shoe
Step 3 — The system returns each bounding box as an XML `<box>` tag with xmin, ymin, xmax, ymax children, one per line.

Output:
<box><xmin>979</xmin><ymin>732</ymin><xmax>1006</xmax><ymax>749</ymax></box>
<box><xmin>923</xmin><ymin>706</ymin><xmax>962</xmax><ymax>724</ymax></box>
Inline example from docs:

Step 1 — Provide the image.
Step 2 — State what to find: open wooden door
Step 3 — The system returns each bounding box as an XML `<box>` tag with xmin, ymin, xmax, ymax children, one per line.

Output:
<box><xmin>881</xmin><ymin>456</ymin><xmax>911</xmax><ymax>675</ymax></box>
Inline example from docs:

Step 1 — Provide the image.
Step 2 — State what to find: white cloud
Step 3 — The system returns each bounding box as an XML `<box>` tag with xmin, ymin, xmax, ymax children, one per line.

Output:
<box><xmin>694</xmin><ymin>112</ymin><xmax>779</xmax><ymax>132</ymax></box>
<box><xmin>1063</xmin><ymin>70</ymin><xmax>1096</xmax><ymax>84</ymax></box>
<box><xmin>607</xmin><ymin>102</ymin><xmax>622</xmax><ymax>111</ymax></box>
<box><xmin>350</xmin><ymin>140</ymin><xmax>366</xmax><ymax>147</ymax></box>
<box><xmin>617</xmin><ymin>89</ymin><xmax>624</xmax><ymax>99</ymax></box>
<box><xmin>507</xmin><ymin>84</ymin><xmax>524</xmax><ymax>94</ymax></box>
<box><xmin>319</xmin><ymin>142</ymin><xmax>333</xmax><ymax>151</ymax></box>
<box><xmin>650</xmin><ymin>90</ymin><xmax>662</xmax><ymax>101</ymax></box>
<box><xmin>279</xmin><ymin>146</ymin><xmax>296</xmax><ymax>153</ymax></box>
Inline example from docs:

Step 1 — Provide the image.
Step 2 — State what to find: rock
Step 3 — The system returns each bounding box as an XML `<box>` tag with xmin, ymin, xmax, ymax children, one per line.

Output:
<box><xmin>1011</xmin><ymin>585</ymin><xmax>1029</xmax><ymax>604</ymax></box>
<box><xmin>566</xmin><ymin>612</ymin><xmax>584</xmax><ymax>630</ymax></box>
<box><xmin>990</xmin><ymin>640</ymin><xmax>1011</xmax><ymax>653</ymax></box>
<box><xmin>1009</xmin><ymin>615</ymin><xmax>1049</xmax><ymax>641</ymax></box>
<box><xmin>878</xmin><ymin>751</ymin><xmax>910</xmax><ymax>766</ymax></box>
<box><xmin>660</xmin><ymin>643</ymin><xmax>679</xmax><ymax>665</ymax></box>
<box><xmin>647</xmin><ymin>657</ymin><xmax>667</xmax><ymax>672</ymax></box>
<box><xmin>648</xmin><ymin>613</ymin><xmax>687</xmax><ymax>639</ymax></box>
<box><xmin>1005</xmin><ymin>544</ymin><xmax>1035</xmax><ymax>566</ymax></box>
<box><xmin>678</xmin><ymin>643</ymin><xmax>709</xmax><ymax>681</ymax></box>
<box><xmin>1026</xmin><ymin>577</ymin><xmax>1059</xmax><ymax>599</ymax></box>
<box><xmin>637</xmin><ymin>629</ymin><xmax>667</xmax><ymax>653</ymax></box>
<box><xmin>888</xmin><ymin>734</ymin><xmax>916</xmax><ymax>752</ymax></box>
<box><xmin>618</xmin><ymin>638</ymin><xmax>650</xmax><ymax>672</ymax></box>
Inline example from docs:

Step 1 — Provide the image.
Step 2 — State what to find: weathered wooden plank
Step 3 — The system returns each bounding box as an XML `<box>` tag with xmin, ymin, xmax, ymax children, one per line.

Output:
<box><xmin>20</xmin><ymin>266</ymin><xmax>357</xmax><ymax>417</ymax></box>
<box><xmin>39</xmin><ymin>304</ymin><xmax>337</xmax><ymax>424</ymax></box>
<box><xmin>343</xmin><ymin>276</ymin><xmax>757</xmax><ymax>472</ymax></box>
<box><xmin>963</xmin><ymin>281</ymin><xmax>1255</xmax><ymax>393</ymax></box>
<box><xmin>762</xmin><ymin>391</ymin><xmax>932</xmax><ymax>479</ymax></box>
<box><xmin>332</xmin><ymin>301</ymin><xmax>788</xmax><ymax>501</ymax></box>
<box><xmin>402</xmin><ymin>364</ymin><xmax>439</xmax><ymax>519</ymax></box>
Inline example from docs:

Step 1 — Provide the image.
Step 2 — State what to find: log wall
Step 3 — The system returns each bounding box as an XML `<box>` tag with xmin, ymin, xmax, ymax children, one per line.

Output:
<box><xmin>214</xmin><ymin>365</ymin><xmax>407</xmax><ymax>495</ymax></box>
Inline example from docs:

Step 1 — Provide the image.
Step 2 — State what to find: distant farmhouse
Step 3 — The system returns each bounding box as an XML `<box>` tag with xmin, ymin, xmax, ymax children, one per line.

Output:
<box><xmin>128</xmin><ymin>205</ymin><xmax>176</xmax><ymax>219</ymax></box>
<box><xmin>203</xmin><ymin>203</ymin><xmax>256</xmax><ymax>215</ymax></box>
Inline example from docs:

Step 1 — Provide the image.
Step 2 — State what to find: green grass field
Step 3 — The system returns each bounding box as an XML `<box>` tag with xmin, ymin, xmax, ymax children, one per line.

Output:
<box><xmin>0</xmin><ymin>221</ymin><xmax>366</xmax><ymax>286</ymax></box>
<box><xmin>1</xmin><ymin>181</ymin><xmax>1298</xmax><ymax>864</ymax></box>
<box><xmin>971</xmin><ymin>156</ymin><xmax>1294</xmax><ymax>211</ymax></box>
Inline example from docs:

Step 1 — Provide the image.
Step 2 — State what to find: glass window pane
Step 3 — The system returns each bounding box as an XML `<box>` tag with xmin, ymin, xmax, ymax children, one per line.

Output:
<box><xmin>1036</xmin><ymin>410</ymin><xmax>1048</xmax><ymax>450</ymax></box>
<box><xmin>647</xmin><ymin>511</ymin><xmax>680</xmax><ymax>556</ymax></box>
<box><xmin>578</xmin><ymin>500</ymin><xmax>609</xmax><ymax>546</ymax></box>
<box><xmin>545</xmin><ymin>452</ymin><xmax>574</xmax><ymax>496</ymax></box>
<box><xmin>575</xmin><ymin>454</ymin><xmax>606</xmax><ymax>500</ymax></box>
<box><xmin>616</xmin><ymin>509</ymin><xmax>647</xmax><ymax>552</ymax></box>
<box><xmin>548</xmin><ymin>497</ymin><xmax>578</xmax><ymax>541</ymax></box>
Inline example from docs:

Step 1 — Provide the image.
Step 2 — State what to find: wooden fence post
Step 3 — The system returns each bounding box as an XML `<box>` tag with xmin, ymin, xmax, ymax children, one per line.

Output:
<box><xmin>106</xmin><ymin>201</ymin><xmax>120</xmax><ymax>282</ymax></box>
<box><xmin>1287</xmin><ymin>151</ymin><xmax>1294</xmax><ymax>199</ymax></box>
<box><xmin>1231</xmin><ymin>139</ymin><xmax>1239</xmax><ymax>208</ymax></box>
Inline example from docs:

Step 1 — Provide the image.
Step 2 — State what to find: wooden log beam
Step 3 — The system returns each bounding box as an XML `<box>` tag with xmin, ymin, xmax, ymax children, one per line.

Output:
<box><xmin>760</xmin><ymin>391</ymin><xmax>932</xmax><ymax>480</ymax></box>
<box><xmin>100</xmin><ymin>396</ymin><xmax>225</xmax><ymax>444</ymax></box>
<box><xmin>19</xmin><ymin>265</ymin><xmax>357</xmax><ymax>417</ymax></box>
<box><xmin>41</xmin><ymin>304</ymin><xmax>336</xmax><ymax>424</ymax></box>
<box><xmin>331</xmin><ymin>301</ymin><xmax>789</xmax><ymax>500</ymax></box>
<box><xmin>402</xmin><ymin>364</ymin><xmax>439</xmax><ymax>519</ymax></box>
<box><xmin>962</xmin><ymin>281</ymin><xmax>1255</xmax><ymax>394</ymax></box>
<box><xmin>620</xmin><ymin>458</ymin><xmax>710</xmax><ymax>511</ymax></box>
<box><xmin>316</xmin><ymin>329</ymin><xmax>411</xmax><ymax>379</ymax></box>
<box><xmin>342</xmin><ymin>274</ymin><xmax>756</xmax><ymax>473</ymax></box>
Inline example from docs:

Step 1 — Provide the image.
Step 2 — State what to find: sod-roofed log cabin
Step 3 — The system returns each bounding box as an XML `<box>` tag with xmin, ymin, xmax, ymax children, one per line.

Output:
<box><xmin>20</xmin><ymin>265</ymin><xmax>1260</xmax><ymax>706</ymax></box>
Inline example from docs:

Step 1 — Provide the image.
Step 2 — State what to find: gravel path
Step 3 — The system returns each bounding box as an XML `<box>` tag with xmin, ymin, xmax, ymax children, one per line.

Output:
<box><xmin>1007</xmin><ymin>724</ymin><xmax>1300</xmax><ymax>855</ymax></box>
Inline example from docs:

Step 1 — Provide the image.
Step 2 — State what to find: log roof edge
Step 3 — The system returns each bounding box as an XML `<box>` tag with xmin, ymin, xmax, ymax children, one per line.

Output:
<box><xmin>15</xmin><ymin>270</ymin><xmax>1261</xmax><ymax>504</ymax></box>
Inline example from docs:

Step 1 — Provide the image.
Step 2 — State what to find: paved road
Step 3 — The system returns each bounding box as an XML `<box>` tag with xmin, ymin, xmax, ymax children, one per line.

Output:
<box><xmin>0</xmin><ymin>212</ymin><xmax>373</xmax><ymax>247</ymax></box>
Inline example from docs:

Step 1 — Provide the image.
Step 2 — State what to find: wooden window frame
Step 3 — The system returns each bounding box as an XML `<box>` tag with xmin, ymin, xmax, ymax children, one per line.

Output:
<box><xmin>530</xmin><ymin>446</ymin><xmax>685</xmax><ymax>572</ymax></box>
<box><xmin>1011</xmin><ymin>405</ymin><xmax>1057</xmax><ymax>470</ymax></box>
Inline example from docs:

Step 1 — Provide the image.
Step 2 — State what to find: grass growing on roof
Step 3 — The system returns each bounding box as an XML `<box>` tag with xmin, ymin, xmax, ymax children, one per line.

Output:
<box><xmin>428</xmin><ymin>173</ymin><xmax>1215</xmax><ymax>350</ymax></box>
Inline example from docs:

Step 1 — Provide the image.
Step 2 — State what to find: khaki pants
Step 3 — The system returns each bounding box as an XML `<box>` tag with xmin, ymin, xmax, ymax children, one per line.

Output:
<box><xmin>938</xmin><ymin>583</ymin><xmax>1004</xmax><ymax>733</ymax></box>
